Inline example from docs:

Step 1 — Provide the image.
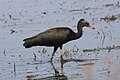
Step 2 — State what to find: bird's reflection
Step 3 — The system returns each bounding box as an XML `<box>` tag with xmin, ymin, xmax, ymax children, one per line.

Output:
<box><xmin>51</xmin><ymin>55</ymin><xmax>64</xmax><ymax>76</ymax></box>
<box><xmin>48</xmin><ymin>55</ymin><xmax>68</xmax><ymax>80</ymax></box>
<box><xmin>27</xmin><ymin>56</ymin><xmax>68</xmax><ymax>80</ymax></box>
<box><xmin>27</xmin><ymin>56</ymin><xmax>97</xmax><ymax>80</ymax></box>
<box><xmin>37</xmin><ymin>56</ymin><xmax>68</xmax><ymax>80</ymax></box>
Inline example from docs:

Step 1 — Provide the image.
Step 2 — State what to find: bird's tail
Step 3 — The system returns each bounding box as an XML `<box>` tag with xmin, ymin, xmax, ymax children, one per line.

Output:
<box><xmin>23</xmin><ymin>38</ymin><xmax>36</xmax><ymax>48</ymax></box>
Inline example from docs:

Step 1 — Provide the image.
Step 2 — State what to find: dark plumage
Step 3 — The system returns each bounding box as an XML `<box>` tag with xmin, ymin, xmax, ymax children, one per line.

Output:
<box><xmin>23</xmin><ymin>27</ymin><xmax>81</xmax><ymax>48</ymax></box>
<box><xmin>23</xmin><ymin>18</ymin><xmax>97</xmax><ymax>62</ymax></box>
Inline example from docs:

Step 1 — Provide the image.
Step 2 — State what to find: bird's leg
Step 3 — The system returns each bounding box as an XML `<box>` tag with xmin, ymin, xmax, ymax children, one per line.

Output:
<box><xmin>50</xmin><ymin>61</ymin><xmax>60</xmax><ymax>77</ymax></box>
<box><xmin>60</xmin><ymin>46</ymin><xmax>64</xmax><ymax>62</ymax></box>
<box><xmin>60</xmin><ymin>47</ymin><xmax>62</xmax><ymax>58</ymax></box>
<box><xmin>60</xmin><ymin>46</ymin><xmax>64</xmax><ymax>75</ymax></box>
<box><xmin>50</xmin><ymin>47</ymin><xmax>58</xmax><ymax>62</ymax></box>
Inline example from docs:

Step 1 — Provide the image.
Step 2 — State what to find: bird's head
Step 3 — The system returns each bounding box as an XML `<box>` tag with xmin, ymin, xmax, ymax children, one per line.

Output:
<box><xmin>78</xmin><ymin>18</ymin><xmax>100</xmax><ymax>34</ymax></box>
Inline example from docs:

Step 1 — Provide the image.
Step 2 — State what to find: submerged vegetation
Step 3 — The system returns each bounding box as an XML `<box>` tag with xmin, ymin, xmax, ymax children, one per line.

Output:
<box><xmin>63</xmin><ymin>45</ymin><xmax>120</xmax><ymax>56</ymax></box>
<box><xmin>100</xmin><ymin>15</ymin><xmax>118</xmax><ymax>22</ymax></box>
<box><xmin>82</xmin><ymin>45</ymin><xmax>120</xmax><ymax>53</ymax></box>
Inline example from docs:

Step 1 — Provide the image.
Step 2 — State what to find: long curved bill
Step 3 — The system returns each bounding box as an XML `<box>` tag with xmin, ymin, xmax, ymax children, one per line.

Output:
<box><xmin>88</xmin><ymin>24</ymin><xmax>100</xmax><ymax>34</ymax></box>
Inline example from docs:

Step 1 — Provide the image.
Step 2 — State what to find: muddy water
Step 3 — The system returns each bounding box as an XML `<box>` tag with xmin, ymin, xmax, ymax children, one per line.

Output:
<box><xmin>0</xmin><ymin>0</ymin><xmax>120</xmax><ymax>80</ymax></box>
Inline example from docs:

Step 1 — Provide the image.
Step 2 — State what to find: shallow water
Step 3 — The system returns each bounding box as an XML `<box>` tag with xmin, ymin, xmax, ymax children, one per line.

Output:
<box><xmin>0</xmin><ymin>0</ymin><xmax>120</xmax><ymax>80</ymax></box>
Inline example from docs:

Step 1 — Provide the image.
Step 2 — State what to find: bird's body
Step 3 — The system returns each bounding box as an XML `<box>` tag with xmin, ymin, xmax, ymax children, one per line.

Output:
<box><xmin>23</xmin><ymin>27</ymin><xmax>82</xmax><ymax>48</ymax></box>
<box><xmin>23</xmin><ymin>19</ymin><xmax>97</xmax><ymax>62</ymax></box>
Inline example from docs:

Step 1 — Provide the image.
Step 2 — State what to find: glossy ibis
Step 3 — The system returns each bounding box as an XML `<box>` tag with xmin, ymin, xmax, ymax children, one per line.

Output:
<box><xmin>23</xmin><ymin>19</ymin><xmax>99</xmax><ymax>62</ymax></box>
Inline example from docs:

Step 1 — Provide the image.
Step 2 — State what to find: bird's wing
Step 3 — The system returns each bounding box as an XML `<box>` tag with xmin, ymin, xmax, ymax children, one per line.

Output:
<box><xmin>23</xmin><ymin>27</ymin><xmax>74</xmax><ymax>47</ymax></box>
<box><xmin>33</xmin><ymin>28</ymin><xmax>72</xmax><ymax>46</ymax></box>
